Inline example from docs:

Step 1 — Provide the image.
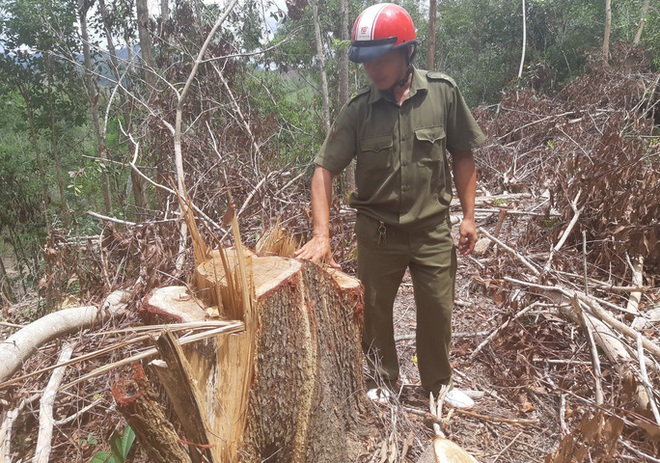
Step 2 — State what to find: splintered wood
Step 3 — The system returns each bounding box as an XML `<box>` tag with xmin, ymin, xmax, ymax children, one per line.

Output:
<box><xmin>117</xmin><ymin>248</ymin><xmax>366</xmax><ymax>463</ymax></box>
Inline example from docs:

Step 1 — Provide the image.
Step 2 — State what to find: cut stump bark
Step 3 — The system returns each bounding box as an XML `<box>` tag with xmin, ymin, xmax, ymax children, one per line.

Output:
<box><xmin>115</xmin><ymin>250</ymin><xmax>368</xmax><ymax>463</ymax></box>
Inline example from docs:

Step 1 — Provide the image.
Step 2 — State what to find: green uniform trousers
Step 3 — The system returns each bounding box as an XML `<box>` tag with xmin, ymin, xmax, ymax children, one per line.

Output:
<box><xmin>356</xmin><ymin>213</ymin><xmax>456</xmax><ymax>395</ymax></box>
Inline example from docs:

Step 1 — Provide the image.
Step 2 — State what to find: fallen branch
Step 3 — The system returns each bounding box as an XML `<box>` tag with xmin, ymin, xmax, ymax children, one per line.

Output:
<box><xmin>504</xmin><ymin>276</ymin><xmax>660</xmax><ymax>358</ymax></box>
<box><xmin>636</xmin><ymin>333</ymin><xmax>660</xmax><ymax>425</ymax></box>
<box><xmin>33</xmin><ymin>343</ymin><xmax>76</xmax><ymax>463</ymax></box>
<box><xmin>0</xmin><ymin>290</ymin><xmax>129</xmax><ymax>383</ymax></box>
<box><xmin>478</xmin><ymin>227</ymin><xmax>540</xmax><ymax>276</ymax></box>
<box><xmin>551</xmin><ymin>269</ymin><xmax>651</xmax><ymax>293</ymax></box>
<box><xmin>468</xmin><ymin>302</ymin><xmax>540</xmax><ymax>361</ymax></box>
<box><xmin>1</xmin><ymin>401</ymin><xmax>25</xmax><ymax>463</ymax></box>
<box><xmin>576</xmin><ymin>298</ymin><xmax>604</xmax><ymax>405</ymax></box>
<box><xmin>53</xmin><ymin>397</ymin><xmax>103</xmax><ymax>427</ymax></box>
<box><xmin>628</xmin><ymin>256</ymin><xmax>646</xmax><ymax>330</ymax></box>
<box><xmin>403</xmin><ymin>405</ymin><xmax>539</xmax><ymax>426</ymax></box>
<box><xmin>543</xmin><ymin>189</ymin><xmax>582</xmax><ymax>273</ymax></box>
<box><xmin>505</xmin><ymin>276</ymin><xmax>657</xmax><ymax>408</ymax></box>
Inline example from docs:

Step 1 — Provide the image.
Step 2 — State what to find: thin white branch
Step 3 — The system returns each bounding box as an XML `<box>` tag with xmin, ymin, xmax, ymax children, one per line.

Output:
<box><xmin>636</xmin><ymin>333</ymin><xmax>660</xmax><ymax>425</ymax></box>
<box><xmin>33</xmin><ymin>343</ymin><xmax>76</xmax><ymax>463</ymax></box>
<box><xmin>53</xmin><ymin>398</ymin><xmax>104</xmax><ymax>427</ymax></box>
<box><xmin>469</xmin><ymin>302</ymin><xmax>540</xmax><ymax>361</ymax></box>
<box><xmin>478</xmin><ymin>227</ymin><xmax>540</xmax><ymax>276</ymax></box>
<box><xmin>576</xmin><ymin>298</ymin><xmax>604</xmax><ymax>405</ymax></box>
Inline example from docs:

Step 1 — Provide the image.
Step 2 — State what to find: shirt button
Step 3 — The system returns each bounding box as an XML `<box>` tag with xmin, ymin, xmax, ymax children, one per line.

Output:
<box><xmin>402</xmin><ymin>135</ymin><xmax>407</xmax><ymax>141</ymax></box>
<box><xmin>402</xmin><ymin>160</ymin><xmax>409</xmax><ymax>166</ymax></box>
<box><xmin>402</xmin><ymin>185</ymin><xmax>410</xmax><ymax>192</ymax></box>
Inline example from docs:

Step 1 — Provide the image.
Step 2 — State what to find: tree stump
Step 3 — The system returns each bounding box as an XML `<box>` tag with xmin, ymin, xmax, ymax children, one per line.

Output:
<box><xmin>114</xmin><ymin>250</ymin><xmax>368</xmax><ymax>463</ymax></box>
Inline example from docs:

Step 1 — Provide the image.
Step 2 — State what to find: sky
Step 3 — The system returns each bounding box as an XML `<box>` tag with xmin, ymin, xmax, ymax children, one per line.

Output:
<box><xmin>0</xmin><ymin>0</ymin><xmax>289</xmax><ymax>55</ymax></box>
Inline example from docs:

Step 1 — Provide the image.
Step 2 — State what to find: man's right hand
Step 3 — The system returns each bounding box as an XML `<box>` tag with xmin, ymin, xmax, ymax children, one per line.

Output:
<box><xmin>294</xmin><ymin>235</ymin><xmax>341</xmax><ymax>269</ymax></box>
<box><xmin>295</xmin><ymin>166</ymin><xmax>340</xmax><ymax>268</ymax></box>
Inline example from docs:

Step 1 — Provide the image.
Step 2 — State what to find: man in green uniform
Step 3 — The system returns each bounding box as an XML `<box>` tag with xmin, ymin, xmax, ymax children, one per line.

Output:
<box><xmin>295</xmin><ymin>3</ymin><xmax>485</xmax><ymax>407</ymax></box>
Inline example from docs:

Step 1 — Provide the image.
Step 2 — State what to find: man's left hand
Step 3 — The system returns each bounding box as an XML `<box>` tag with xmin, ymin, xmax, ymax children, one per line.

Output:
<box><xmin>458</xmin><ymin>218</ymin><xmax>477</xmax><ymax>256</ymax></box>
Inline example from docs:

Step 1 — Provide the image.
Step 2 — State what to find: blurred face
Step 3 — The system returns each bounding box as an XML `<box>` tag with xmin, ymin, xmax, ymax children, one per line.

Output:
<box><xmin>363</xmin><ymin>49</ymin><xmax>408</xmax><ymax>91</ymax></box>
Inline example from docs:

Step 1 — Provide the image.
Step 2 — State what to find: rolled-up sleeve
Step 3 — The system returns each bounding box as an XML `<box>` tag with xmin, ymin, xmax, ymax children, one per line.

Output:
<box><xmin>445</xmin><ymin>86</ymin><xmax>485</xmax><ymax>155</ymax></box>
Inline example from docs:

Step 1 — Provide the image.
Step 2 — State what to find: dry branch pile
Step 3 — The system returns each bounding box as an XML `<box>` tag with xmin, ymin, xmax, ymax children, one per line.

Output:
<box><xmin>475</xmin><ymin>61</ymin><xmax>659</xmax><ymax>273</ymax></box>
<box><xmin>443</xmin><ymin>64</ymin><xmax>660</xmax><ymax>461</ymax></box>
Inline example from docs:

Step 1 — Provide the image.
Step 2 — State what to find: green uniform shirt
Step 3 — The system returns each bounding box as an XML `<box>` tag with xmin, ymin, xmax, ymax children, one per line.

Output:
<box><xmin>314</xmin><ymin>67</ymin><xmax>485</xmax><ymax>227</ymax></box>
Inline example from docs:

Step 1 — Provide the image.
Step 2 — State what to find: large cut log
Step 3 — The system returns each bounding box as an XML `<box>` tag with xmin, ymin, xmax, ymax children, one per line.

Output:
<box><xmin>124</xmin><ymin>250</ymin><xmax>367</xmax><ymax>463</ymax></box>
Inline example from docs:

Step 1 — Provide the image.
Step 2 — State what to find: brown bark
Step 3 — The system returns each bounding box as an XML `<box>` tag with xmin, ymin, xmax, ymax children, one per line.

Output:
<box><xmin>427</xmin><ymin>0</ymin><xmax>437</xmax><ymax>71</ymax></box>
<box><xmin>130</xmin><ymin>250</ymin><xmax>367</xmax><ymax>462</ymax></box>
<box><xmin>112</xmin><ymin>364</ymin><xmax>193</xmax><ymax>463</ymax></box>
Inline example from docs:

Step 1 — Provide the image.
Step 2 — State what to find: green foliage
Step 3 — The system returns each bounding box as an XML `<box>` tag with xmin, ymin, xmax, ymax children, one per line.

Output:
<box><xmin>89</xmin><ymin>426</ymin><xmax>135</xmax><ymax>463</ymax></box>
<box><xmin>245</xmin><ymin>68</ymin><xmax>321</xmax><ymax>165</ymax></box>
<box><xmin>431</xmin><ymin>0</ymin><xmax>658</xmax><ymax>105</ymax></box>
<box><xmin>81</xmin><ymin>433</ymin><xmax>99</xmax><ymax>447</ymax></box>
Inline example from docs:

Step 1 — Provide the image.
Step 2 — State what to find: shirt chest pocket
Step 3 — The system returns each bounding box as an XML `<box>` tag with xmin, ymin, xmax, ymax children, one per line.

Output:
<box><xmin>358</xmin><ymin>135</ymin><xmax>393</xmax><ymax>171</ymax></box>
<box><xmin>355</xmin><ymin>135</ymin><xmax>393</xmax><ymax>200</ymax></box>
<box><xmin>414</xmin><ymin>126</ymin><xmax>445</xmax><ymax>164</ymax></box>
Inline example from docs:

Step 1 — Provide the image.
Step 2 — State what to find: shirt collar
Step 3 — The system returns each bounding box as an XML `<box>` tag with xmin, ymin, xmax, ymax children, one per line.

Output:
<box><xmin>368</xmin><ymin>67</ymin><xmax>428</xmax><ymax>105</ymax></box>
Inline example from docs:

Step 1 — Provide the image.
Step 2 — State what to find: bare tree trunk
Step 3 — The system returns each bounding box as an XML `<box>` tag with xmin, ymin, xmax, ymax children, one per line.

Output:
<box><xmin>136</xmin><ymin>0</ymin><xmax>157</xmax><ymax>93</ymax></box>
<box><xmin>603</xmin><ymin>0</ymin><xmax>612</xmax><ymax>62</ymax></box>
<box><xmin>310</xmin><ymin>0</ymin><xmax>331</xmax><ymax>133</ymax></box>
<box><xmin>170</xmin><ymin>0</ymin><xmax>239</xmax><ymax>272</ymax></box>
<box><xmin>98</xmin><ymin>0</ymin><xmax>148</xmax><ymax>215</ymax></box>
<box><xmin>78</xmin><ymin>0</ymin><xmax>113</xmax><ymax>214</ymax></box>
<box><xmin>427</xmin><ymin>0</ymin><xmax>437</xmax><ymax>71</ymax></box>
<box><xmin>338</xmin><ymin>0</ymin><xmax>349</xmax><ymax>106</ymax></box>
<box><xmin>44</xmin><ymin>54</ymin><xmax>69</xmax><ymax>223</ymax></box>
<box><xmin>633</xmin><ymin>0</ymin><xmax>651</xmax><ymax>44</ymax></box>
<box><xmin>23</xmin><ymin>100</ymin><xmax>50</xmax><ymax>226</ymax></box>
<box><xmin>338</xmin><ymin>0</ymin><xmax>355</xmax><ymax>194</ymax></box>
<box><xmin>518</xmin><ymin>0</ymin><xmax>527</xmax><ymax>79</ymax></box>
<box><xmin>0</xmin><ymin>255</ymin><xmax>15</xmax><ymax>306</ymax></box>
<box><xmin>160</xmin><ymin>0</ymin><xmax>170</xmax><ymax>23</ymax></box>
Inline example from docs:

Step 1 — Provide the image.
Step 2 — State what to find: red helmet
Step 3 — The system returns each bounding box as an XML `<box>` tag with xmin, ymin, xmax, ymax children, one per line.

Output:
<box><xmin>349</xmin><ymin>3</ymin><xmax>417</xmax><ymax>63</ymax></box>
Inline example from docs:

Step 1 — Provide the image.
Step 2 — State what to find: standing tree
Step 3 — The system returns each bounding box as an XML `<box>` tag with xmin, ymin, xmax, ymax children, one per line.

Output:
<box><xmin>78</xmin><ymin>0</ymin><xmax>113</xmax><ymax>214</ymax></box>
<box><xmin>633</xmin><ymin>0</ymin><xmax>652</xmax><ymax>44</ymax></box>
<box><xmin>310</xmin><ymin>0</ymin><xmax>331</xmax><ymax>133</ymax></box>
<box><xmin>427</xmin><ymin>0</ymin><xmax>437</xmax><ymax>71</ymax></box>
<box><xmin>603</xmin><ymin>0</ymin><xmax>612</xmax><ymax>61</ymax></box>
<box><xmin>518</xmin><ymin>0</ymin><xmax>527</xmax><ymax>79</ymax></box>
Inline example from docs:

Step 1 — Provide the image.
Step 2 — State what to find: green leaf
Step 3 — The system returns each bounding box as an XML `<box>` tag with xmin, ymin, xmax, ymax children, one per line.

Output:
<box><xmin>89</xmin><ymin>451</ymin><xmax>118</xmax><ymax>463</ymax></box>
<box><xmin>120</xmin><ymin>426</ymin><xmax>136</xmax><ymax>458</ymax></box>
<box><xmin>110</xmin><ymin>426</ymin><xmax>135</xmax><ymax>461</ymax></box>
